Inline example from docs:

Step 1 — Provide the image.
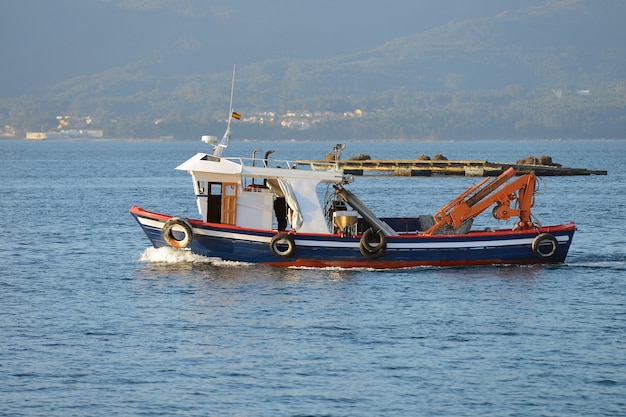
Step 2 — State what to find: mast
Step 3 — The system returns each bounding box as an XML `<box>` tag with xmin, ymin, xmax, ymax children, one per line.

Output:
<box><xmin>213</xmin><ymin>65</ymin><xmax>236</xmax><ymax>157</ymax></box>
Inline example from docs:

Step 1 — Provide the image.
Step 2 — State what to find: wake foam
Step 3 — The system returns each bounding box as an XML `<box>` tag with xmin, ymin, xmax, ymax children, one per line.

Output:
<box><xmin>137</xmin><ymin>246</ymin><xmax>252</xmax><ymax>267</ymax></box>
<box><xmin>138</xmin><ymin>246</ymin><xmax>214</xmax><ymax>264</ymax></box>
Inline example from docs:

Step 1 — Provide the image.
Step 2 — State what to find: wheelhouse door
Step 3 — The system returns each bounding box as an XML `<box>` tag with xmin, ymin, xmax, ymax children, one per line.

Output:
<box><xmin>207</xmin><ymin>183</ymin><xmax>222</xmax><ymax>223</ymax></box>
<box><xmin>221</xmin><ymin>183</ymin><xmax>238</xmax><ymax>225</ymax></box>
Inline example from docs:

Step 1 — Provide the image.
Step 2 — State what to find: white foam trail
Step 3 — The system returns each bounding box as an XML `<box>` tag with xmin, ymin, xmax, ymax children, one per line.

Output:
<box><xmin>138</xmin><ymin>246</ymin><xmax>253</xmax><ymax>267</ymax></box>
<box><xmin>138</xmin><ymin>246</ymin><xmax>214</xmax><ymax>264</ymax></box>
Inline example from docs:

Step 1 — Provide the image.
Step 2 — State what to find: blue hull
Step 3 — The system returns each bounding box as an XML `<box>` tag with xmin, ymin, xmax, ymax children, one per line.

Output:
<box><xmin>131</xmin><ymin>206</ymin><xmax>575</xmax><ymax>269</ymax></box>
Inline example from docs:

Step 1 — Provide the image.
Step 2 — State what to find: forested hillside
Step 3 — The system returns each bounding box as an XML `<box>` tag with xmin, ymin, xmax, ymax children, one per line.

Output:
<box><xmin>1</xmin><ymin>0</ymin><xmax>625</xmax><ymax>140</ymax></box>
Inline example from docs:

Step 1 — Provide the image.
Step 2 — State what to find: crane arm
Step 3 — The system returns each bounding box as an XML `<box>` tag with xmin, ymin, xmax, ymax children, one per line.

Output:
<box><xmin>423</xmin><ymin>168</ymin><xmax>537</xmax><ymax>235</ymax></box>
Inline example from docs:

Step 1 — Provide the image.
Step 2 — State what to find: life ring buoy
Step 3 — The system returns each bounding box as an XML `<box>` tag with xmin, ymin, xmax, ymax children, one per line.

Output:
<box><xmin>270</xmin><ymin>233</ymin><xmax>295</xmax><ymax>258</ymax></box>
<box><xmin>162</xmin><ymin>217</ymin><xmax>193</xmax><ymax>248</ymax></box>
<box><xmin>531</xmin><ymin>233</ymin><xmax>558</xmax><ymax>259</ymax></box>
<box><xmin>359</xmin><ymin>228</ymin><xmax>387</xmax><ymax>259</ymax></box>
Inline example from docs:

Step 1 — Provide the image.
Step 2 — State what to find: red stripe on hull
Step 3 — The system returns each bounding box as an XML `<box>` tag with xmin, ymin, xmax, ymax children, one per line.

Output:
<box><xmin>262</xmin><ymin>258</ymin><xmax>564</xmax><ymax>269</ymax></box>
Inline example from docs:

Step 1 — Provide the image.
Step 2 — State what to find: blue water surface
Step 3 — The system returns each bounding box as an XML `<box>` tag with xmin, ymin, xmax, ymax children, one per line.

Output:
<box><xmin>1</xmin><ymin>138</ymin><xmax>624</xmax><ymax>416</ymax></box>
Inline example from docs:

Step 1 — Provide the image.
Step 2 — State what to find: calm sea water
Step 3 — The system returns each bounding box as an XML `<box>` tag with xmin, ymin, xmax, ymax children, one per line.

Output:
<box><xmin>1</xmin><ymin>138</ymin><xmax>625</xmax><ymax>416</ymax></box>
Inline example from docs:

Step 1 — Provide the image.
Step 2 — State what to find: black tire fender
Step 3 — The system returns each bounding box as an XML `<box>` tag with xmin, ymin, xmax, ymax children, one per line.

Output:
<box><xmin>270</xmin><ymin>233</ymin><xmax>295</xmax><ymax>258</ymax></box>
<box><xmin>162</xmin><ymin>217</ymin><xmax>194</xmax><ymax>248</ymax></box>
<box><xmin>531</xmin><ymin>233</ymin><xmax>558</xmax><ymax>259</ymax></box>
<box><xmin>359</xmin><ymin>228</ymin><xmax>387</xmax><ymax>259</ymax></box>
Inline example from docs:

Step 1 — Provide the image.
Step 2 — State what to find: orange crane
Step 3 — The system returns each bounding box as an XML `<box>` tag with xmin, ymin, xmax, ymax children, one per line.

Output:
<box><xmin>424</xmin><ymin>167</ymin><xmax>537</xmax><ymax>235</ymax></box>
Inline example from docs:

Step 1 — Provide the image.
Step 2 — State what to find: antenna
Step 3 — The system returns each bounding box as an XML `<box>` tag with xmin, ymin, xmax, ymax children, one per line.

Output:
<box><xmin>212</xmin><ymin>65</ymin><xmax>236</xmax><ymax>157</ymax></box>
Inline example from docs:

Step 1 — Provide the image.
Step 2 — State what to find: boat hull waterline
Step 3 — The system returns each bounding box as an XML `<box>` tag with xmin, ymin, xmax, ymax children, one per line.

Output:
<box><xmin>131</xmin><ymin>206</ymin><xmax>575</xmax><ymax>269</ymax></box>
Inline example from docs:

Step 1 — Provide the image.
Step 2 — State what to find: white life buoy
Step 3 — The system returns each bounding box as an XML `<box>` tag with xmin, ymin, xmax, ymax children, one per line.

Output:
<box><xmin>270</xmin><ymin>233</ymin><xmax>295</xmax><ymax>258</ymax></box>
<box><xmin>531</xmin><ymin>233</ymin><xmax>558</xmax><ymax>259</ymax></box>
<box><xmin>162</xmin><ymin>217</ymin><xmax>194</xmax><ymax>248</ymax></box>
<box><xmin>359</xmin><ymin>228</ymin><xmax>387</xmax><ymax>259</ymax></box>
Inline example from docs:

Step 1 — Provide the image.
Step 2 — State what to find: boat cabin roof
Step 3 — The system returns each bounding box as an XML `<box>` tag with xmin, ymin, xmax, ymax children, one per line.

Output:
<box><xmin>176</xmin><ymin>152</ymin><xmax>345</xmax><ymax>183</ymax></box>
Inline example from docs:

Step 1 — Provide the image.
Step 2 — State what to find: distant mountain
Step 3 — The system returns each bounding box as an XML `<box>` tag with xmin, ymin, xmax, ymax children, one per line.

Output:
<box><xmin>293</xmin><ymin>0</ymin><xmax>626</xmax><ymax>90</ymax></box>
<box><xmin>1</xmin><ymin>0</ymin><xmax>625</xmax><ymax>139</ymax></box>
<box><xmin>0</xmin><ymin>0</ymin><xmax>532</xmax><ymax>96</ymax></box>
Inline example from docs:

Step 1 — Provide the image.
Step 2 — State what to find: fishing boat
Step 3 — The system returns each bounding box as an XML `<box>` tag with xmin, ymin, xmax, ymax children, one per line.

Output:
<box><xmin>130</xmin><ymin>69</ymin><xmax>576</xmax><ymax>269</ymax></box>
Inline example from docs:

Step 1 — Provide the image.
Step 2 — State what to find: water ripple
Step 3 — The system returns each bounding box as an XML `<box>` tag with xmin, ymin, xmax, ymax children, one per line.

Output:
<box><xmin>2</xmin><ymin>139</ymin><xmax>625</xmax><ymax>417</ymax></box>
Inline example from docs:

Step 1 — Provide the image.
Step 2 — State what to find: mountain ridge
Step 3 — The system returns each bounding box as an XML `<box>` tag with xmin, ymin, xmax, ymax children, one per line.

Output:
<box><xmin>1</xmin><ymin>0</ymin><xmax>625</xmax><ymax>139</ymax></box>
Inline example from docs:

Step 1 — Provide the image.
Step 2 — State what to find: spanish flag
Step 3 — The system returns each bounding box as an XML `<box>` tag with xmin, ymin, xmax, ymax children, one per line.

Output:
<box><xmin>231</xmin><ymin>111</ymin><xmax>241</xmax><ymax>120</ymax></box>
